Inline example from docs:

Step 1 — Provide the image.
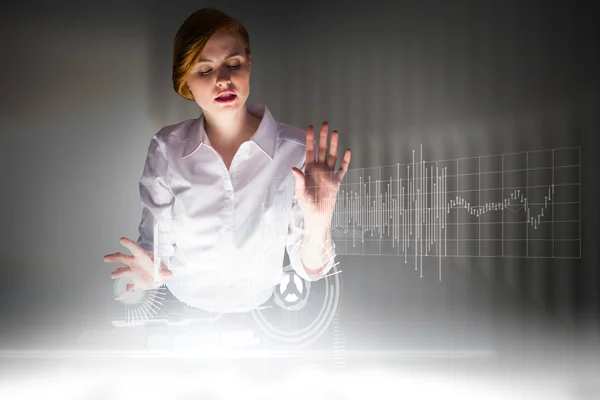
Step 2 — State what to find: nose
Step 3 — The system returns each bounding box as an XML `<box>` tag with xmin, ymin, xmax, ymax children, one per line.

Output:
<box><xmin>216</xmin><ymin>68</ymin><xmax>231</xmax><ymax>87</ymax></box>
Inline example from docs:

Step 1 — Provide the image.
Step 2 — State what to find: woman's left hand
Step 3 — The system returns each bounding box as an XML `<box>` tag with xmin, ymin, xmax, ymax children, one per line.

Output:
<box><xmin>291</xmin><ymin>121</ymin><xmax>352</xmax><ymax>230</ymax></box>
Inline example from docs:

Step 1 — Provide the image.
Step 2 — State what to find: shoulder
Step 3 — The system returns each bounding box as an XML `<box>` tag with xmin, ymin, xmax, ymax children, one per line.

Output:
<box><xmin>154</xmin><ymin>118</ymin><xmax>197</xmax><ymax>143</ymax></box>
<box><xmin>272</xmin><ymin>121</ymin><xmax>308</xmax><ymax>170</ymax></box>
<box><xmin>143</xmin><ymin>118</ymin><xmax>198</xmax><ymax>162</ymax></box>
<box><xmin>276</xmin><ymin>122</ymin><xmax>306</xmax><ymax>148</ymax></box>
<box><xmin>148</xmin><ymin>118</ymin><xmax>198</xmax><ymax>156</ymax></box>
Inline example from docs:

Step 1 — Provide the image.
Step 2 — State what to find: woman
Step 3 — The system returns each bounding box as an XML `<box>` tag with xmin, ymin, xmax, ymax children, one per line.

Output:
<box><xmin>103</xmin><ymin>7</ymin><xmax>351</xmax><ymax>313</ymax></box>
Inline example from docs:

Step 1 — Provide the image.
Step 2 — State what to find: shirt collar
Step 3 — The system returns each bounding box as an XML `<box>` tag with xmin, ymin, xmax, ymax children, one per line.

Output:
<box><xmin>181</xmin><ymin>103</ymin><xmax>278</xmax><ymax>160</ymax></box>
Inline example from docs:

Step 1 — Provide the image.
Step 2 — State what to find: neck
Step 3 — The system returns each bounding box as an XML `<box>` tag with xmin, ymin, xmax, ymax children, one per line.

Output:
<box><xmin>202</xmin><ymin>104</ymin><xmax>256</xmax><ymax>146</ymax></box>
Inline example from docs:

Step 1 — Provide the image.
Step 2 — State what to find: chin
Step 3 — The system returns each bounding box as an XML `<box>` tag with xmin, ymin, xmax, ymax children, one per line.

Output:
<box><xmin>213</xmin><ymin>99</ymin><xmax>246</xmax><ymax>112</ymax></box>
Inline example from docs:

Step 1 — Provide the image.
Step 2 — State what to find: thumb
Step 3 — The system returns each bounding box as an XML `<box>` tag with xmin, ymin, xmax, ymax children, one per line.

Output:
<box><xmin>160</xmin><ymin>268</ymin><xmax>173</xmax><ymax>280</ymax></box>
<box><xmin>291</xmin><ymin>167</ymin><xmax>306</xmax><ymax>197</ymax></box>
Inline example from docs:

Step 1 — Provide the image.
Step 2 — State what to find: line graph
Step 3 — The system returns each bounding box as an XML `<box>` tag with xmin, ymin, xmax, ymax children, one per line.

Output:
<box><xmin>325</xmin><ymin>146</ymin><xmax>580</xmax><ymax>279</ymax></box>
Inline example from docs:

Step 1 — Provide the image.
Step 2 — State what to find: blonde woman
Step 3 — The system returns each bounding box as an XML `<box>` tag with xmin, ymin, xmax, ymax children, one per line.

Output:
<box><xmin>103</xmin><ymin>7</ymin><xmax>351</xmax><ymax>313</ymax></box>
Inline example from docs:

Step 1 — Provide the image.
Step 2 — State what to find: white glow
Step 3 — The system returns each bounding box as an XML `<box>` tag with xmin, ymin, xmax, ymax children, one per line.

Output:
<box><xmin>0</xmin><ymin>356</ymin><xmax>595</xmax><ymax>400</ymax></box>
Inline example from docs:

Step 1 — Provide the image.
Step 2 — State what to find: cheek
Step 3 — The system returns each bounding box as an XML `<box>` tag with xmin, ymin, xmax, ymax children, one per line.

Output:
<box><xmin>232</xmin><ymin>72</ymin><xmax>251</xmax><ymax>90</ymax></box>
<box><xmin>188</xmin><ymin>80</ymin><xmax>211</xmax><ymax>98</ymax></box>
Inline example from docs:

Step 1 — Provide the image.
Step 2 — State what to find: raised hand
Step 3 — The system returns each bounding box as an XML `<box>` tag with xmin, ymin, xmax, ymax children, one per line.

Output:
<box><xmin>291</xmin><ymin>121</ymin><xmax>352</xmax><ymax>230</ymax></box>
<box><xmin>103</xmin><ymin>237</ymin><xmax>173</xmax><ymax>300</ymax></box>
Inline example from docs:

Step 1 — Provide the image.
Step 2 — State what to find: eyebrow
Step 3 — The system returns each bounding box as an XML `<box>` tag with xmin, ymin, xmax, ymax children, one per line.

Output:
<box><xmin>196</xmin><ymin>52</ymin><xmax>243</xmax><ymax>64</ymax></box>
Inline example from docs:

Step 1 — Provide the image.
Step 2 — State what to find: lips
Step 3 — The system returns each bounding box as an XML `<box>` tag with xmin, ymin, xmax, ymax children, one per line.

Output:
<box><xmin>215</xmin><ymin>90</ymin><xmax>237</xmax><ymax>101</ymax></box>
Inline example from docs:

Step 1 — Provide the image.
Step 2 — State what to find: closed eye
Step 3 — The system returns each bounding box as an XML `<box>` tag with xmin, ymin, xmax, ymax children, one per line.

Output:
<box><xmin>199</xmin><ymin>64</ymin><xmax>241</xmax><ymax>76</ymax></box>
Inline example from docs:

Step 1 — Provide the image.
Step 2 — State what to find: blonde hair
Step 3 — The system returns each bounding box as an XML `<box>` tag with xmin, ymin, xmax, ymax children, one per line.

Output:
<box><xmin>172</xmin><ymin>7</ymin><xmax>251</xmax><ymax>101</ymax></box>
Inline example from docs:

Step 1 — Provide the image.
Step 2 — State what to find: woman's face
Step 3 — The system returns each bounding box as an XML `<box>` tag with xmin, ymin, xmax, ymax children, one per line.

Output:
<box><xmin>186</xmin><ymin>30</ymin><xmax>251</xmax><ymax>116</ymax></box>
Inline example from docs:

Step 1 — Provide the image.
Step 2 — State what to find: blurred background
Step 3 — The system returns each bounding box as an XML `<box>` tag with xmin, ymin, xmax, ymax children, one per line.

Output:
<box><xmin>1</xmin><ymin>0</ymin><xmax>598</xmax><ymax>397</ymax></box>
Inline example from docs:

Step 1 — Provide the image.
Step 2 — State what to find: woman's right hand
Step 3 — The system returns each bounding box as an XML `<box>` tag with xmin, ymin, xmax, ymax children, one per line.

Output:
<box><xmin>103</xmin><ymin>237</ymin><xmax>174</xmax><ymax>300</ymax></box>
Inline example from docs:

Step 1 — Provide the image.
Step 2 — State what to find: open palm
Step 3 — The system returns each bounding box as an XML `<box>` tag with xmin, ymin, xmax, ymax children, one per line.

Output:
<box><xmin>291</xmin><ymin>121</ymin><xmax>351</xmax><ymax>229</ymax></box>
<box><xmin>103</xmin><ymin>237</ymin><xmax>173</xmax><ymax>299</ymax></box>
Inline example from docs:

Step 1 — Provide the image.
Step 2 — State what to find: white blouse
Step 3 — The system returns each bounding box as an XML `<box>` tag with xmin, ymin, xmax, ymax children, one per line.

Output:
<box><xmin>136</xmin><ymin>104</ymin><xmax>336</xmax><ymax>313</ymax></box>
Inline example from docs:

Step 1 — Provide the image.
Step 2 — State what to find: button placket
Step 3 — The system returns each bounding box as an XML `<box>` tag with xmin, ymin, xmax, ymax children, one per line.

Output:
<box><xmin>219</xmin><ymin>166</ymin><xmax>235</xmax><ymax>257</ymax></box>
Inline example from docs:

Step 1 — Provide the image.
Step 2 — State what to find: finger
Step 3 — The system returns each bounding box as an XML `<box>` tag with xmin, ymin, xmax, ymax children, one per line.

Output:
<box><xmin>103</xmin><ymin>252</ymin><xmax>133</xmax><ymax>265</ymax></box>
<box><xmin>327</xmin><ymin>130</ymin><xmax>339</xmax><ymax>169</ymax></box>
<box><xmin>318</xmin><ymin>121</ymin><xmax>328</xmax><ymax>164</ymax></box>
<box><xmin>305</xmin><ymin>125</ymin><xmax>315</xmax><ymax>167</ymax></box>
<box><xmin>159</xmin><ymin>268</ymin><xmax>174</xmax><ymax>280</ymax></box>
<box><xmin>110</xmin><ymin>267</ymin><xmax>133</xmax><ymax>279</ymax></box>
<box><xmin>115</xmin><ymin>283</ymin><xmax>135</xmax><ymax>301</ymax></box>
<box><xmin>335</xmin><ymin>149</ymin><xmax>352</xmax><ymax>183</ymax></box>
<box><xmin>119</xmin><ymin>237</ymin><xmax>146</xmax><ymax>258</ymax></box>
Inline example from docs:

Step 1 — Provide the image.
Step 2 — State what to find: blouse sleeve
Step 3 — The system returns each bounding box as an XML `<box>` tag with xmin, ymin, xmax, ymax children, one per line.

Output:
<box><xmin>135</xmin><ymin>134</ymin><xmax>177</xmax><ymax>271</ymax></box>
